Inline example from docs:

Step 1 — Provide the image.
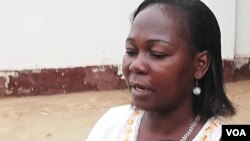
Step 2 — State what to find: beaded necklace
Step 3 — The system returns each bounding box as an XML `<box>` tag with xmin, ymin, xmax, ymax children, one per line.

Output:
<box><xmin>123</xmin><ymin>109</ymin><xmax>201</xmax><ymax>141</ymax></box>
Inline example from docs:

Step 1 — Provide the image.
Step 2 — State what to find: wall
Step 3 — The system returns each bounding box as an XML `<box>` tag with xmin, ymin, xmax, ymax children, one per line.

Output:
<box><xmin>0</xmin><ymin>0</ymin><xmax>249</xmax><ymax>97</ymax></box>
<box><xmin>234</xmin><ymin>0</ymin><xmax>250</xmax><ymax>80</ymax></box>
<box><xmin>204</xmin><ymin>0</ymin><xmax>236</xmax><ymax>60</ymax></box>
<box><xmin>202</xmin><ymin>0</ymin><xmax>250</xmax><ymax>81</ymax></box>
<box><xmin>0</xmin><ymin>0</ymin><xmax>143</xmax><ymax>97</ymax></box>
<box><xmin>0</xmin><ymin>0</ymin><xmax>244</xmax><ymax>70</ymax></box>
<box><xmin>235</xmin><ymin>0</ymin><xmax>250</xmax><ymax>58</ymax></box>
<box><xmin>0</xmin><ymin>0</ymin><xmax>142</xmax><ymax>70</ymax></box>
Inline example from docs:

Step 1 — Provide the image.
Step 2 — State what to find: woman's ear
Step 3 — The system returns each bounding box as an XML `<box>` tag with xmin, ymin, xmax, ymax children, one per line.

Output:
<box><xmin>194</xmin><ymin>51</ymin><xmax>211</xmax><ymax>79</ymax></box>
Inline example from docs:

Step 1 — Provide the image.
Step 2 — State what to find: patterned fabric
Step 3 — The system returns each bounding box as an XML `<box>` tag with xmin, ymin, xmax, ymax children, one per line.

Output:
<box><xmin>198</xmin><ymin>118</ymin><xmax>222</xmax><ymax>141</ymax></box>
<box><xmin>86</xmin><ymin>105</ymin><xmax>222</xmax><ymax>141</ymax></box>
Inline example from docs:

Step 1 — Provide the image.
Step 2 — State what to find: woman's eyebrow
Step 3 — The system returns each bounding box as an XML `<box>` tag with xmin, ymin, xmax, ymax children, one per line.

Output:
<box><xmin>126</xmin><ymin>38</ymin><xmax>135</xmax><ymax>43</ymax></box>
<box><xmin>146</xmin><ymin>39</ymin><xmax>175</xmax><ymax>47</ymax></box>
<box><xmin>126</xmin><ymin>38</ymin><xmax>174</xmax><ymax>46</ymax></box>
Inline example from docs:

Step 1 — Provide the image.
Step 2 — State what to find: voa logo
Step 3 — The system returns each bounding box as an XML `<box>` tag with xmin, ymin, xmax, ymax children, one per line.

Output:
<box><xmin>226</xmin><ymin>129</ymin><xmax>246</xmax><ymax>136</ymax></box>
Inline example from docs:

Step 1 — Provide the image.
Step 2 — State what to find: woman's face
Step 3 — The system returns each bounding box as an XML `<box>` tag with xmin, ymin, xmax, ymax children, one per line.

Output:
<box><xmin>122</xmin><ymin>6</ymin><xmax>197</xmax><ymax>112</ymax></box>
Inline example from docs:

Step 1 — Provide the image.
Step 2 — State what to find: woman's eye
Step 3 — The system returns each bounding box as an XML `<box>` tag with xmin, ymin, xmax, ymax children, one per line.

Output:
<box><xmin>126</xmin><ymin>50</ymin><xmax>138</xmax><ymax>56</ymax></box>
<box><xmin>150</xmin><ymin>52</ymin><xmax>167</xmax><ymax>59</ymax></box>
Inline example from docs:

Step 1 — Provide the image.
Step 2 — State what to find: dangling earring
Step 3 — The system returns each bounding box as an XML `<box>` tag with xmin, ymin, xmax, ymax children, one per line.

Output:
<box><xmin>193</xmin><ymin>80</ymin><xmax>201</xmax><ymax>96</ymax></box>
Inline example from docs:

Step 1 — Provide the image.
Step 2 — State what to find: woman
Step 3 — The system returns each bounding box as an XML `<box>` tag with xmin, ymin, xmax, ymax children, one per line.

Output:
<box><xmin>87</xmin><ymin>0</ymin><xmax>235</xmax><ymax>141</ymax></box>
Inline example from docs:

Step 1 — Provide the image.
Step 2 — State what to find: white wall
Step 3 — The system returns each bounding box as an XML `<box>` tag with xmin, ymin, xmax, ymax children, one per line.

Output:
<box><xmin>0</xmin><ymin>0</ymin><xmax>249</xmax><ymax>70</ymax></box>
<box><xmin>203</xmin><ymin>0</ymin><xmax>236</xmax><ymax>60</ymax></box>
<box><xmin>235</xmin><ymin>0</ymin><xmax>250</xmax><ymax>58</ymax></box>
<box><xmin>0</xmin><ymin>0</ymin><xmax>142</xmax><ymax>70</ymax></box>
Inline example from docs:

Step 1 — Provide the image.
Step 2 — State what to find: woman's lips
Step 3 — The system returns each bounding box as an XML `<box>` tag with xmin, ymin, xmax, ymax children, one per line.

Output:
<box><xmin>129</xmin><ymin>82</ymin><xmax>154</xmax><ymax>97</ymax></box>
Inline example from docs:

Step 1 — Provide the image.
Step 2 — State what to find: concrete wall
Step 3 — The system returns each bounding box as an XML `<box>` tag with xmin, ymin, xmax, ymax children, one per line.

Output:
<box><xmin>0</xmin><ymin>0</ymin><xmax>142</xmax><ymax>70</ymax></box>
<box><xmin>233</xmin><ymin>0</ymin><xmax>250</xmax><ymax>80</ymax></box>
<box><xmin>0</xmin><ymin>0</ymin><xmax>249</xmax><ymax>97</ymax></box>
<box><xmin>204</xmin><ymin>0</ymin><xmax>236</xmax><ymax>60</ymax></box>
<box><xmin>1</xmin><ymin>0</ymin><xmax>249</xmax><ymax>70</ymax></box>
<box><xmin>235</xmin><ymin>0</ymin><xmax>250</xmax><ymax>58</ymax></box>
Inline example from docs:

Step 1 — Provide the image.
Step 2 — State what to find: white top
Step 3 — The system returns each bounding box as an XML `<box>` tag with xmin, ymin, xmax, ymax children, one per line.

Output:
<box><xmin>86</xmin><ymin>105</ymin><xmax>222</xmax><ymax>141</ymax></box>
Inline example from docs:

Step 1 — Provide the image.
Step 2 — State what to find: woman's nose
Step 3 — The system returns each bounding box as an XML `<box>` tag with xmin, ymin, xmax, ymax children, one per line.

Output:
<box><xmin>128</xmin><ymin>54</ymin><xmax>148</xmax><ymax>74</ymax></box>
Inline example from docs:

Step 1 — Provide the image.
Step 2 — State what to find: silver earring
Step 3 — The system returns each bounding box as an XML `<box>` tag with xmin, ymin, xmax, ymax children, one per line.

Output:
<box><xmin>193</xmin><ymin>80</ymin><xmax>201</xmax><ymax>96</ymax></box>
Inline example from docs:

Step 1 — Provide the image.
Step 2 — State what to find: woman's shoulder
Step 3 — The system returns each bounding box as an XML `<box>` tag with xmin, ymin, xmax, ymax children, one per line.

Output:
<box><xmin>106</xmin><ymin>104</ymin><xmax>134</xmax><ymax>114</ymax></box>
<box><xmin>93</xmin><ymin>104</ymin><xmax>134</xmax><ymax>126</ymax></box>
<box><xmin>86</xmin><ymin>104</ymin><xmax>134</xmax><ymax>141</ymax></box>
<box><xmin>103</xmin><ymin>104</ymin><xmax>134</xmax><ymax>119</ymax></box>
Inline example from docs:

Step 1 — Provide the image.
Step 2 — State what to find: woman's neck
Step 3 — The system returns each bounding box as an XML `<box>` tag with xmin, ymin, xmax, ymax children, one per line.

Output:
<box><xmin>137</xmin><ymin>107</ymin><xmax>202</xmax><ymax>141</ymax></box>
<box><xmin>144</xmin><ymin>110</ymin><xmax>195</xmax><ymax>133</ymax></box>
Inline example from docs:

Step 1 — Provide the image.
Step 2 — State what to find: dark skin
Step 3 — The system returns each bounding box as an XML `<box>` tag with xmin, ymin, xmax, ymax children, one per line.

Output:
<box><xmin>122</xmin><ymin>5</ymin><xmax>211</xmax><ymax>141</ymax></box>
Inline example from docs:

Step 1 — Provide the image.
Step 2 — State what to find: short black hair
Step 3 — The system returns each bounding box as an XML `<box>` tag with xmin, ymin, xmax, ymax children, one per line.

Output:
<box><xmin>131</xmin><ymin>0</ymin><xmax>235</xmax><ymax>120</ymax></box>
